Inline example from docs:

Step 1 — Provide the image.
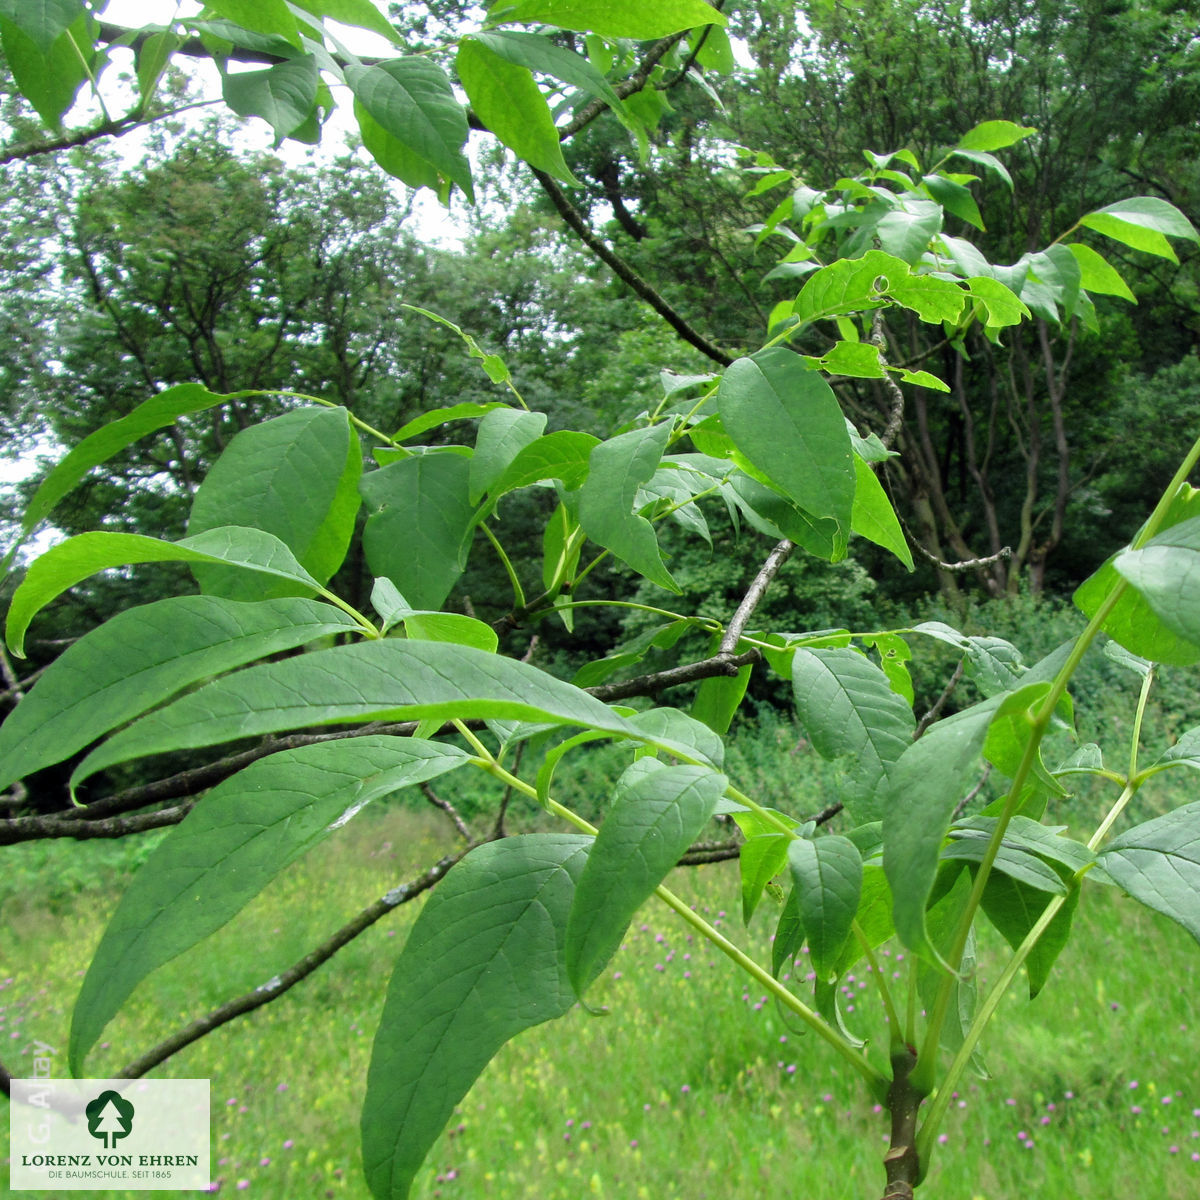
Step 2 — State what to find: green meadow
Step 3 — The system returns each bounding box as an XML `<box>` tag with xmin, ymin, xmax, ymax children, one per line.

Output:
<box><xmin>4</xmin><ymin>716</ymin><xmax>1200</xmax><ymax>1200</ymax></box>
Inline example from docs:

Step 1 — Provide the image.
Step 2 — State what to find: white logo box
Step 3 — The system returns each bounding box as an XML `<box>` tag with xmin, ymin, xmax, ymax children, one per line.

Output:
<box><xmin>10</xmin><ymin>1078</ymin><xmax>209</xmax><ymax>1191</ymax></box>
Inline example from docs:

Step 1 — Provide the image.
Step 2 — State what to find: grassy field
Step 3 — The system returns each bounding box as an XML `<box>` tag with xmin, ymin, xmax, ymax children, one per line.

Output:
<box><xmin>4</xmin><ymin>749</ymin><xmax>1200</xmax><ymax>1199</ymax></box>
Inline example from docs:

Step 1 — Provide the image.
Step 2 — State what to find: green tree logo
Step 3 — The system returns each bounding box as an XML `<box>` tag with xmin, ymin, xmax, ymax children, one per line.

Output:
<box><xmin>85</xmin><ymin>1090</ymin><xmax>135</xmax><ymax>1150</ymax></box>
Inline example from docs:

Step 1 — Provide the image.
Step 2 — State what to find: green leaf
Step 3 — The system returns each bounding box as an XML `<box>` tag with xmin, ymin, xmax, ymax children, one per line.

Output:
<box><xmin>204</xmin><ymin>0</ymin><xmax>302</xmax><ymax>47</ymax></box>
<box><xmin>3</xmin><ymin>383</ymin><xmax>233</xmax><ymax>572</ymax></box>
<box><xmin>922</xmin><ymin>173</ymin><xmax>984</xmax><ymax>230</ymax></box>
<box><xmin>787</xmin><ymin>835</ymin><xmax>863</xmax><ymax>981</ymax></box>
<box><xmin>1066</xmin><ymin>243</ymin><xmax>1136</xmax><ymax>302</ymax></box>
<box><xmin>492</xmin><ymin>430</ymin><xmax>600</xmax><ymax>495</ymax></box>
<box><xmin>897</xmin><ymin>369</ymin><xmax>950</xmax><ymax>392</ymax></box>
<box><xmin>832</xmin><ymin>864</ymin><xmax>894</xmax><ymax>977</ymax></box>
<box><xmin>851</xmin><ymin>457</ymin><xmax>914</xmax><ymax>569</ymax></box>
<box><xmin>135</xmin><ymin>29</ymin><xmax>179</xmax><ymax>102</ymax></box>
<box><xmin>883</xmin><ymin>707</ymin><xmax>990</xmax><ymax>960</ymax></box>
<box><xmin>966</xmin><ymin>276</ymin><xmax>1030</xmax><ymax>328</ymax></box>
<box><xmin>360</xmin><ymin>454</ymin><xmax>477</xmax><ymax>611</ymax></box>
<box><xmin>718</xmin><ymin>348</ymin><xmax>854</xmax><ymax>546</ymax></box>
<box><xmin>982</xmin><ymin>682</ymin><xmax>1067</xmax><ymax>796</ymax></box>
<box><xmin>505</xmin><ymin>0</ymin><xmax>726</xmax><ymax>39</ymax></box>
<box><xmin>691</xmin><ymin>661</ymin><xmax>753</xmax><ymax>735</ymax></box>
<box><xmin>955</xmin><ymin>120</ymin><xmax>1036</xmax><ymax>152</ymax></box>
<box><xmin>0</xmin><ymin>0</ymin><xmax>80</xmax><ymax>52</ymax></box>
<box><xmin>0</xmin><ymin>596</ymin><xmax>359</xmax><ymax>793</ymax></box>
<box><xmin>578</xmin><ymin>423</ymin><xmax>678</xmax><ymax>591</ymax></box>
<box><xmin>187</xmin><ymin>406</ymin><xmax>362</xmax><ymax>600</ymax></box>
<box><xmin>70</xmin><ymin>736</ymin><xmax>469</xmax><ymax>1071</ymax></box>
<box><xmin>361</xmin><ymin>834</ymin><xmax>590</xmax><ymax>1200</ymax></box>
<box><xmin>980</xmin><ymin>871</ymin><xmax>1079</xmax><ymax>998</ymax></box>
<box><xmin>471</xmin><ymin>30</ymin><xmax>625</xmax><ymax>113</ymax></box>
<box><xmin>0</xmin><ymin>13</ymin><xmax>90</xmax><ymax>130</ymax></box>
<box><xmin>566</xmin><ymin>762</ymin><xmax>726</xmax><ymax>994</ymax></box>
<box><xmin>354</xmin><ymin>100</ymin><xmax>441</xmax><ymax>192</ymax></box>
<box><xmin>403</xmin><ymin>612</ymin><xmax>499</xmax><ymax>654</ymax></box>
<box><xmin>288</xmin><ymin>0</ymin><xmax>402</xmax><ymax>43</ymax></box>
<box><xmin>885</xmin><ymin>273</ymin><xmax>966</xmax><ymax>324</ymax></box>
<box><xmin>941</xmin><ymin>836</ymin><xmax>1067</xmax><ymax>893</ymax></box>
<box><xmin>875</xmin><ymin>199</ymin><xmax>943</xmax><ymax>265</ymax></box>
<box><xmin>911</xmin><ymin>621</ymin><xmax>1025</xmax><ymax>695</ymax></box>
<box><xmin>953</xmin><ymin>815</ymin><xmax>1095</xmax><ymax>874</ymax></box>
<box><xmin>793</xmin><ymin>250</ymin><xmax>907</xmax><ymax>326</ymax></box>
<box><xmin>393</xmin><ymin>401</ymin><xmax>506</xmax><ymax>442</ymax></box>
<box><xmin>457</xmin><ymin>38</ymin><xmax>580</xmax><ymax>183</ymax></box>
<box><xmin>740</xmin><ymin>833</ymin><xmax>792</xmax><ymax>924</ymax></box>
<box><xmin>222</xmin><ymin>55</ymin><xmax>320</xmax><ymax>141</ymax></box>
<box><xmin>1080</xmin><ymin>197</ymin><xmax>1199</xmax><ymax>263</ymax></box>
<box><xmin>469</xmin><ymin>408</ymin><xmax>547</xmax><ymax>503</ymax></box>
<box><xmin>1099</xmin><ymin>801</ymin><xmax>1200</xmax><ymax>945</ymax></box>
<box><xmin>1112</xmin><ymin>517</ymin><xmax>1200</xmax><ymax>650</ymax></box>
<box><xmin>622</xmin><ymin>706</ymin><xmax>725</xmax><ymax>769</ymax></box>
<box><xmin>68</xmin><ymin>640</ymin><xmax>709</xmax><ymax>789</ymax></box>
<box><xmin>344</xmin><ymin>59</ymin><xmax>472</xmax><ymax>198</ymax></box>
<box><xmin>948</xmin><ymin>148</ymin><xmax>1013</xmax><ymax>189</ymax></box>
<box><xmin>819</xmin><ymin>341</ymin><xmax>885</xmax><ymax>378</ymax></box>
<box><xmin>727</xmin><ymin>474</ymin><xmax>841</xmax><ymax>562</ymax></box>
<box><xmin>6</xmin><ymin>529</ymin><xmax>323</xmax><ymax>658</ymax></box>
<box><xmin>791</xmin><ymin>646</ymin><xmax>915</xmax><ymax>823</ymax></box>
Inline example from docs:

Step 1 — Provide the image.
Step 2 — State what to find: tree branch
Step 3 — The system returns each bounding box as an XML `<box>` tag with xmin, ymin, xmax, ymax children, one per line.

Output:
<box><xmin>115</xmin><ymin>849</ymin><xmax>467</xmax><ymax>1080</ymax></box>
<box><xmin>531</xmin><ymin>168</ymin><xmax>734</xmax><ymax>366</ymax></box>
<box><xmin>720</xmin><ymin>539</ymin><xmax>793</xmax><ymax>653</ymax></box>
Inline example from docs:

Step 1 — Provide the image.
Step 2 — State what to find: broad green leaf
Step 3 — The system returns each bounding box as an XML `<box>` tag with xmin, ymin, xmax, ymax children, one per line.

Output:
<box><xmin>922</xmin><ymin>173</ymin><xmax>984</xmax><ymax>230</ymax></box>
<box><xmin>949</xmin><ymin>147</ymin><xmax>1013</xmax><ymax>188</ymax></box>
<box><xmin>791</xmin><ymin>646</ymin><xmax>915</xmax><ymax>822</ymax></box>
<box><xmin>793</xmin><ymin>250</ymin><xmax>907</xmax><ymax>325</ymax></box>
<box><xmin>691</xmin><ymin>661</ymin><xmax>752</xmax><ymax>735</ymax></box>
<box><xmin>0</xmin><ymin>596</ymin><xmax>359</xmax><ymax>792</ymax></box>
<box><xmin>982</xmin><ymin>682</ymin><xmax>1067</xmax><ymax>795</ymax></box>
<box><xmin>222</xmin><ymin>55</ymin><xmax>320</xmax><ymax>141</ymax></box>
<box><xmin>1099</xmin><ymin>801</ymin><xmax>1200</xmax><ymax>944</ymax></box>
<box><xmin>1026</xmin><ymin>245</ymin><xmax>1082</xmax><ymax>318</ymax></box>
<box><xmin>937</xmin><ymin>234</ymin><xmax>993</xmax><ymax>279</ymax></box>
<box><xmin>622</xmin><ymin>706</ymin><xmax>725</xmax><ymax>769</ymax></box>
<box><xmin>727</xmin><ymin>474</ymin><xmax>841</xmax><ymax>561</ymax></box>
<box><xmin>875</xmin><ymin>199</ymin><xmax>943</xmax><ymax>265</ymax></box>
<box><xmin>578</xmin><ymin>423</ymin><xmax>678</xmax><ymax>591</ymax></box>
<box><xmin>911</xmin><ymin>621</ymin><xmax>1025</xmax><ymax>695</ymax></box>
<box><xmin>0</xmin><ymin>13</ymin><xmax>89</xmax><ymax>130</ymax></box>
<box><xmin>851</xmin><ymin>457</ymin><xmax>914</xmax><ymax>569</ymax></box>
<box><xmin>204</xmin><ymin>0</ymin><xmax>302</xmax><ymax>46</ymax></box>
<box><xmin>819</xmin><ymin>341</ymin><xmax>885</xmax><ymax>378</ymax></box>
<box><xmin>787</xmin><ymin>835</ymin><xmax>863</xmax><ymax>981</ymax></box>
<box><xmin>469</xmin><ymin>408</ymin><xmax>547</xmax><ymax>503</ymax></box>
<box><xmin>941</xmin><ymin>835</ymin><xmax>1067</xmax><ymax>893</ymax></box>
<box><xmin>403</xmin><ymin>612</ymin><xmax>499</xmax><ymax>654</ymax></box>
<box><xmin>831</xmin><ymin>864</ymin><xmax>894</xmax><ymax>977</ymax></box>
<box><xmin>187</xmin><ymin>406</ymin><xmax>362</xmax><ymax>600</ymax></box>
<box><xmin>953</xmin><ymin>815</ymin><xmax>1095</xmax><ymax>874</ymax></box>
<box><xmin>6</xmin><ymin>528</ymin><xmax>323</xmax><ymax>658</ymax></box>
<box><xmin>0</xmin><ymin>0</ymin><xmax>80</xmax><ymax>52</ymax></box>
<box><xmin>393</xmin><ymin>401</ymin><xmax>505</xmax><ymax>442</ymax></box>
<box><xmin>883</xmin><ymin>706</ymin><xmax>990</xmax><ymax>960</ymax></box>
<box><xmin>345</xmin><ymin>59</ymin><xmax>472</xmax><ymax>198</ymax></box>
<box><xmin>69</xmin><ymin>640</ymin><xmax>709</xmax><ymax>788</ymax></box>
<box><xmin>354</xmin><ymin>99</ymin><xmax>441</xmax><ymax>192</ymax></box>
<box><xmin>492</xmin><ymin>430</ymin><xmax>599</xmax><ymax>495</ymax></box>
<box><xmin>897</xmin><ymin>369</ymin><xmax>950</xmax><ymax>392</ymax></box>
<box><xmin>718</xmin><ymin>348</ymin><xmax>854</xmax><ymax>546</ymax></box>
<box><xmin>955</xmin><ymin>120</ymin><xmax>1035</xmax><ymax>152</ymax></box>
<box><xmin>571</xmin><ymin>619</ymin><xmax>693</xmax><ymax>687</ymax></box>
<box><xmin>70</xmin><ymin>736</ymin><xmax>469</xmax><ymax>1071</ymax></box>
<box><xmin>3</xmin><ymin>383</ymin><xmax>234</xmax><ymax>572</ymax></box>
<box><xmin>740</xmin><ymin>833</ymin><xmax>791</xmax><ymax>924</ymax></box>
<box><xmin>1144</xmin><ymin>726</ymin><xmax>1200</xmax><ymax>779</ymax></box>
<box><xmin>362</xmin><ymin>834</ymin><xmax>590</xmax><ymax>1200</ymax></box>
<box><xmin>471</xmin><ymin>30</ymin><xmax>624</xmax><ymax>112</ymax></box>
<box><xmin>135</xmin><ymin>29</ymin><xmax>179</xmax><ymax>102</ymax></box>
<box><xmin>505</xmin><ymin>0</ymin><xmax>726</xmax><ymax>39</ymax></box>
<box><xmin>458</xmin><ymin>38</ymin><xmax>580</xmax><ymax>183</ymax></box>
<box><xmin>915</xmin><ymin>869</ymin><xmax>981</xmax><ymax>1059</ymax></box>
<box><xmin>863</xmin><ymin>631</ymin><xmax>914</xmax><ymax>705</ymax></box>
<box><xmin>1066</xmin><ymin>243</ymin><xmax>1136</xmax><ymax>302</ymax></box>
<box><xmin>566</xmin><ymin>762</ymin><xmax>726</xmax><ymax>993</ymax></box>
<box><xmin>772</xmin><ymin>886</ymin><xmax>805</xmax><ymax>976</ymax></box>
<box><xmin>885</xmin><ymin>272</ymin><xmax>966</xmax><ymax>323</ymax></box>
<box><xmin>360</xmin><ymin>454</ymin><xmax>477</xmax><ymax>611</ymax></box>
<box><xmin>1080</xmin><ymin>197</ymin><xmax>1198</xmax><ymax>266</ymax></box>
<box><xmin>966</xmin><ymin>276</ymin><xmax>1030</xmax><ymax>328</ymax></box>
<box><xmin>1113</xmin><ymin>517</ymin><xmax>1200</xmax><ymax>650</ymax></box>
<box><xmin>980</xmin><ymin>871</ymin><xmax>1079</xmax><ymax>998</ymax></box>
<box><xmin>289</xmin><ymin>0</ymin><xmax>402</xmax><ymax>43</ymax></box>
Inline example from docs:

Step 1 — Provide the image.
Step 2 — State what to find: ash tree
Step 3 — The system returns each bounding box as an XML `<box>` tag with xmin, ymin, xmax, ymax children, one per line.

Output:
<box><xmin>4</xmin><ymin>3</ymin><xmax>1200</xmax><ymax>1199</ymax></box>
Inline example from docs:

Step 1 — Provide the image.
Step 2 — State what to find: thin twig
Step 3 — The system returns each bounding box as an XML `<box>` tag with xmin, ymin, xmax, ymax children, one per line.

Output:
<box><xmin>720</xmin><ymin>539</ymin><xmax>793</xmax><ymax>653</ymax></box>
<box><xmin>587</xmin><ymin>647</ymin><xmax>759</xmax><ymax>702</ymax></box>
<box><xmin>115</xmin><ymin>850</ymin><xmax>467</xmax><ymax>1079</ymax></box>
<box><xmin>0</xmin><ymin>802</ymin><xmax>194</xmax><ymax>843</ymax></box>
<box><xmin>420</xmin><ymin>782</ymin><xmax>472</xmax><ymax>842</ymax></box>
<box><xmin>677</xmin><ymin>839</ymin><xmax>742</xmax><ymax>865</ymax></box>
<box><xmin>870</xmin><ymin>312</ymin><xmax>907</xmax><ymax>450</ymax></box>
<box><xmin>952</xmin><ymin>763</ymin><xmax>993</xmax><ymax>821</ymax></box>
<box><xmin>914</xmin><ymin>659</ymin><xmax>965</xmax><ymax>740</ymax></box>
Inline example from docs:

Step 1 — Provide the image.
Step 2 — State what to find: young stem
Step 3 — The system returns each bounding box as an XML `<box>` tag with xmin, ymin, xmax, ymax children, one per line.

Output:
<box><xmin>854</xmin><ymin>922</ymin><xmax>903</xmax><ymax>1047</ymax></box>
<box><xmin>481</xmin><ymin>524</ymin><xmax>527</xmax><ymax>610</ymax></box>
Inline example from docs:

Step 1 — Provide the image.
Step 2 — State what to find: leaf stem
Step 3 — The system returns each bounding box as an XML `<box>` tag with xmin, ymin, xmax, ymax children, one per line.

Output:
<box><xmin>1126</xmin><ymin>667</ymin><xmax>1156</xmax><ymax>784</ymax></box>
<box><xmin>481</xmin><ymin>524</ymin><xmax>527</xmax><ymax>610</ymax></box>
<box><xmin>853</xmin><ymin>921</ymin><xmax>903</xmax><ymax>1047</ymax></box>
